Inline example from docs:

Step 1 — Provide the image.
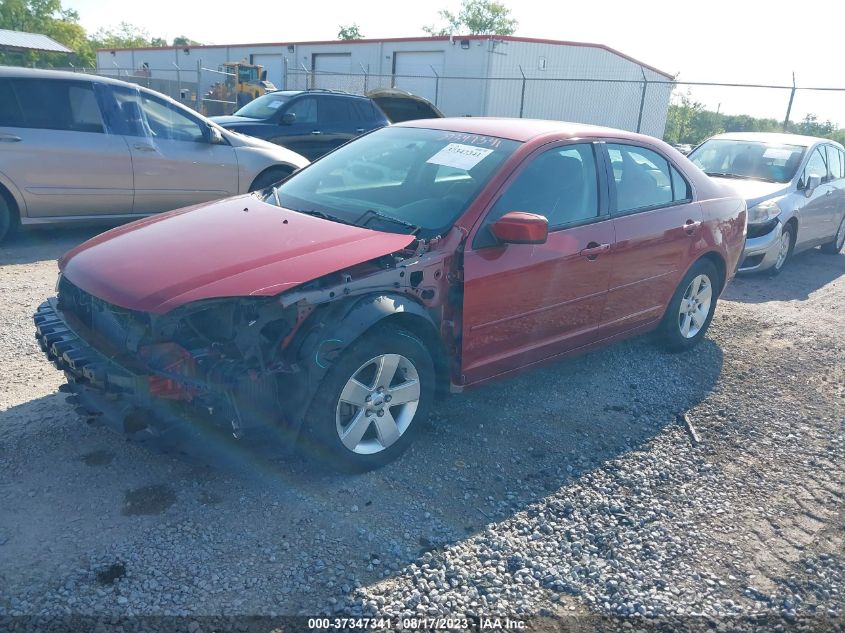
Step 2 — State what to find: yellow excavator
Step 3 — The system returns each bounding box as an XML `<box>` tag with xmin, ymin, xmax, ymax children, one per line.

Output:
<box><xmin>202</xmin><ymin>61</ymin><xmax>276</xmax><ymax>116</ymax></box>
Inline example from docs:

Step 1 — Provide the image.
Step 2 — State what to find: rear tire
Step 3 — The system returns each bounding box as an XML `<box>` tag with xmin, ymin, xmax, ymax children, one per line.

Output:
<box><xmin>820</xmin><ymin>215</ymin><xmax>845</xmax><ymax>254</ymax></box>
<box><xmin>658</xmin><ymin>259</ymin><xmax>719</xmax><ymax>353</ymax></box>
<box><xmin>0</xmin><ymin>194</ymin><xmax>16</xmax><ymax>243</ymax></box>
<box><xmin>301</xmin><ymin>325</ymin><xmax>435</xmax><ymax>472</ymax></box>
<box><xmin>249</xmin><ymin>166</ymin><xmax>293</xmax><ymax>192</ymax></box>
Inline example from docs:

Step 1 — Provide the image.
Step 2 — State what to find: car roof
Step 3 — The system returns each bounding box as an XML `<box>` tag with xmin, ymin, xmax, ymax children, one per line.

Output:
<box><xmin>272</xmin><ymin>89</ymin><xmax>370</xmax><ymax>100</ymax></box>
<box><xmin>708</xmin><ymin>131</ymin><xmax>839</xmax><ymax>148</ymax></box>
<box><xmin>0</xmin><ymin>65</ymin><xmax>136</xmax><ymax>87</ymax></box>
<box><xmin>396</xmin><ymin>117</ymin><xmax>658</xmax><ymax>144</ymax></box>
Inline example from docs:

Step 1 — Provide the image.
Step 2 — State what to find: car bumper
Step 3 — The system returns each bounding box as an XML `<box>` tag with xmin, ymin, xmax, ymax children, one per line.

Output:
<box><xmin>33</xmin><ymin>299</ymin><xmax>296</xmax><ymax>458</ymax></box>
<box><xmin>738</xmin><ymin>220</ymin><xmax>782</xmax><ymax>273</ymax></box>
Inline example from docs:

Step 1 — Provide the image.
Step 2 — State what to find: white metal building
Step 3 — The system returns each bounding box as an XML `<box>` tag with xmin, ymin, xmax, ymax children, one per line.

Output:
<box><xmin>96</xmin><ymin>35</ymin><xmax>673</xmax><ymax>137</ymax></box>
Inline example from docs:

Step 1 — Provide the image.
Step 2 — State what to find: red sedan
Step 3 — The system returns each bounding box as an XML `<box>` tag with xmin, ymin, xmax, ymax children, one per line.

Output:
<box><xmin>34</xmin><ymin>118</ymin><xmax>746</xmax><ymax>471</ymax></box>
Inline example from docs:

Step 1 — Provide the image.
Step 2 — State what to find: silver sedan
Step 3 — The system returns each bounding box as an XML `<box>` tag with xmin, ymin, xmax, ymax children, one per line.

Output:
<box><xmin>0</xmin><ymin>68</ymin><xmax>309</xmax><ymax>242</ymax></box>
<box><xmin>689</xmin><ymin>132</ymin><xmax>845</xmax><ymax>274</ymax></box>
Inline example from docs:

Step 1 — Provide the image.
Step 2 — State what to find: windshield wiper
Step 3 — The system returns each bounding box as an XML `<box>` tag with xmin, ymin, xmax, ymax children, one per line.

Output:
<box><xmin>706</xmin><ymin>172</ymin><xmax>776</xmax><ymax>183</ymax></box>
<box><xmin>357</xmin><ymin>208</ymin><xmax>420</xmax><ymax>235</ymax></box>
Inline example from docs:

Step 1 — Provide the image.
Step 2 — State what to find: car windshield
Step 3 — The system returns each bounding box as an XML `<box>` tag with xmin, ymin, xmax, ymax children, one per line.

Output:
<box><xmin>234</xmin><ymin>92</ymin><xmax>291</xmax><ymax>119</ymax></box>
<box><xmin>263</xmin><ymin>126</ymin><xmax>520</xmax><ymax>237</ymax></box>
<box><xmin>689</xmin><ymin>139</ymin><xmax>806</xmax><ymax>183</ymax></box>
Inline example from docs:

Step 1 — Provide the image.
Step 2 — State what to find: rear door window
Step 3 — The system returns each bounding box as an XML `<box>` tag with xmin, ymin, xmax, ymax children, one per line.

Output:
<box><xmin>0</xmin><ymin>78</ymin><xmax>24</xmax><ymax>127</ymax></box>
<box><xmin>607</xmin><ymin>144</ymin><xmax>674</xmax><ymax>214</ymax></box>
<box><xmin>826</xmin><ymin>146</ymin><xmax>843</xmax><ymax>181</ymax></box>
<box><xmin>1</xmin><ymin>78</ymin><xmax>104</xmax><ymax>133</ymax></box>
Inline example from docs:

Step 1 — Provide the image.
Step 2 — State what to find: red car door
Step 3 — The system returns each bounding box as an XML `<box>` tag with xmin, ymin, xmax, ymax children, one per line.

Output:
<box><xmin>461</xmin><ymin>142</ymin><xmax>614</xmax><ymax>385</ymax></box>
<box><xmin>599</xmin><ymin>142</ymin><xmax>702</xmax><ymax>338</ymax></box>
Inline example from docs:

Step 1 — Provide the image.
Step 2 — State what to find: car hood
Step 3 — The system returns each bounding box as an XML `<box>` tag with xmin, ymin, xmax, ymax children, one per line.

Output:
<box><xmin>210</xmin><ymin>115</ymin><xmax>264</xmax><ymax>127</ymax></box>
<box><xmin>59</xmin><ymin>196</ymin><xmax>414</xmax><ymax>315</ymax></box>
<box><xmin>366</xmin><ymin>88</ymin><xmax>444</xmax><ymax>123</ymax></box>
<box><xmin>709</xmin><ymin>176</ymin><xmax>792</xmax><ymax>207</ymax></box>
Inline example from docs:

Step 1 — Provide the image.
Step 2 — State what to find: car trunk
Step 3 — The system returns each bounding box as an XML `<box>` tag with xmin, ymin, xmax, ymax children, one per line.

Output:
<box><xmin>367</xmin><ymin>89</ymin><xmax>444</xmax><ymax>123</ymax></box>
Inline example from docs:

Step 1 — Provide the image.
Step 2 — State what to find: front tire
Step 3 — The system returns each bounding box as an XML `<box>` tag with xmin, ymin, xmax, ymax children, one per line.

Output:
<box><xmin>658</xmin><ymin>259</ymin><xmax>719</xmax><ymax>352</ymax></box>
<box><xmin>821</xmin><ymin>216</ymin><xmax>845</xmax><ymax>254</ymax></box>
<box><xmin>768</xmin><ymin>223</ymin><xmax>794</xmax><ymax>275</ymax></box>
<box><xmin>302</xmin><ymin>325</ymin><xmax>435</xmax><ymax>472</ymax></box>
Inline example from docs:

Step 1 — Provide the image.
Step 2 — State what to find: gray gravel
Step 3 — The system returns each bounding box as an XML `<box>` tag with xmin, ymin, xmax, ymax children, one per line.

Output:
<box><xmin>0</xmin><ymin>226</ymin><xmax>843</xmax><ymax>629</ymax></box>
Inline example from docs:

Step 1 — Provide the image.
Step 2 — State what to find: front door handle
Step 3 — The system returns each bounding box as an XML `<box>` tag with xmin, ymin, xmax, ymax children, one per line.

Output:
<box><xmin>133</xmin><ymin>143</ymin><xmax>156</xmax><ymax>152</ymax></box>
<box><xmin>310</xmin><ymin>130</ymin><xmax>322</xmax><ymax>135</ymax></box>
<box><xmin>355</xmin><ymin>128</ymin><xmax>365</xmax><ymax>133</ymax></box>
<box><xmin>683</xmin><ymin>219</ymin><xmax>701</xmax><ymax>234</ymax></box>
<box><xmin>580</xmin><ymin>242</ymin><xmax>611</xmax><ymax>260</ymax></box>
<box><xmin>0</xmin><ymin>134</ymin><xmax>22</xmax><ymax>143</ymax></box>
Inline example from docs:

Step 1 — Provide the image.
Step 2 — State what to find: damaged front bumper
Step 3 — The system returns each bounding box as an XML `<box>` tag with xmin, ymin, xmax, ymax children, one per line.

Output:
<box><xmin>33</xmin><ymin>299</ymin><xmax>300</xmax><ymax>456</ymax></box>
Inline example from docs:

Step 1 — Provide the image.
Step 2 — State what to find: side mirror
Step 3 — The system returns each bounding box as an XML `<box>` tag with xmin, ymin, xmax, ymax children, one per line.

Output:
<box><xmin>804</xmin><ymin>173</ymin><xmax>822</xmax><ymax>196</ymax></box>
<box><xmin>281</xmin><ymin>112</ymin><xmax>296</xmax><ymax>125</ymax></box>
<box><xmin>490</xmin><ymin>211</ymin><xmax>549</xmax><ymax>245</ymax></box>
<box><xmin>208</xmin><ymin>126</ymin><xmax>224</xmax><ymax>145</ymax></box>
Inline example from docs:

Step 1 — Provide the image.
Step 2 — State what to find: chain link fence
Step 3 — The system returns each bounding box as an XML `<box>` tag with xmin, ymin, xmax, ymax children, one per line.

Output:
<box><xmin>56</xmin><ymin>65</ymin><xmax>845</xmax><ymax>142</ymax></box>
<box><xmin>59</xmin><ymin>65</ymin><xmax>239</xmax><ymax>115</ymax></box>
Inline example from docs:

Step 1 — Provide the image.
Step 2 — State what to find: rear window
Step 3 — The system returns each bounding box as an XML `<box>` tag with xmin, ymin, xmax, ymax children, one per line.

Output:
<box><xmin>0</xmin><ymin>78</ymin><xmax>104</xmax><ymax>133</ymax></box>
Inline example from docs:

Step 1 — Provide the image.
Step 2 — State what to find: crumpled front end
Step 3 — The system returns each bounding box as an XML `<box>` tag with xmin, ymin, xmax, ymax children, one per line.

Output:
<box><xmin>34</xmin><ymin>276</ymin><xmax>305</xmax><ymax>454</ymax></box>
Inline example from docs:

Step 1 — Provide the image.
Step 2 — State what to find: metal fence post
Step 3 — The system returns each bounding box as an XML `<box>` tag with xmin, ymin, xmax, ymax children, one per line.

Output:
<box><xmin>636</xmin><ymin>67</ymin><xmax>648</xmax><ymax>133</ymax></box>
<box><xmin>518</xmin><ymin>65</ymin><xmax>526</xmax><ymax>118</ymax></box>
<box><xmin>783</xmin><ymin>72</ymin><xmax>796</xmax><ymax>132</ymax></box>
<box><xmin>360</xmin><ymin>63</ymin><xmax>369</xmax><ymax>93</ymax></box>
<box><xmin>430</xmin><ymin>65</ymin><xmax>440</xmax><ymax>107</ymax></box>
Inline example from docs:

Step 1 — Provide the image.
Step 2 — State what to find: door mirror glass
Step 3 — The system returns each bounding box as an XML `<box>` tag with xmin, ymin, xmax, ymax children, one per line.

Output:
<box><xmin>805</xmin><ymin>173</ymin><xmax>822</xmax><ymax>196</ymax></box>
<box><xmin>208</xmin><ymin>126</ymin><xmax>224</xmax><ymax>144</ymax></box>
<box><xmin>490</xmin><ymin>211</ymin><xmax>548</xmax><ymax>245</ymax></box>
<box><xmin>281</xmin><ymin>112</ymin><xmax>296</xmax><ymax>125</ymax></box>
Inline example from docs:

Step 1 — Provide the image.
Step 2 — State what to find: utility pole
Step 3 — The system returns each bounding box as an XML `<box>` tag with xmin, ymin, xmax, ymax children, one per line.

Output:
<box><xmin>783</xmin><ymin>72</ymin><xmax>796</xmax><ymax>132</ymax></box>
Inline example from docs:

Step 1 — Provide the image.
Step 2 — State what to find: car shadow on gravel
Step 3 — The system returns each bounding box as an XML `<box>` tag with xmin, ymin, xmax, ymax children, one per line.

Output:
<box><xmin>726</xmin><ymin>249</ymin><xmax>845</xmax><ymax>304</ymax></box>
<box><xmin>0</xmin><ymin>224</ymin><xmax>119</xmax><ymax>266</ymax></box>
<box><xmin>0</xmin><ymin>334</ymin><xmax>724</xmax><ymax>614</ymax></box>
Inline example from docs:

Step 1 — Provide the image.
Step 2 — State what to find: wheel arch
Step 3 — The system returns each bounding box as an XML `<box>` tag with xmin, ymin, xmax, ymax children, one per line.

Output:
<box><xmin>248</xmin><ymin>164</ymin><xmax>296</xmax><ymax>192</ymax></box>
<box><xmin>281</xmin><ymin>292</ymin><xmax>449</xmax><ymax>438</ymax></box>
<box><xmin>696</xmin><ymin>250</ymin><xmax>727</xmax><ymax>295</ymax></box>
<box><xmin>0</xmin><ymin>174</ymin><xmax>24</xmax><ymax>223</ymax></box>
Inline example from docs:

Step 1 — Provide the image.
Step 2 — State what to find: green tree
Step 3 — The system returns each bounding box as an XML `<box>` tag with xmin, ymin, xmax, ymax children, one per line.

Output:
<box><xmin>664</xmin><ymin>90</ymin><xmax>705</xmax><ymax>144</ymax></box>
<box><xmin>337</xmin><ymin>24</ymin><xmax>363</xmax><ymax>40</ymax></box>
<box><xmin>793</xmin><ymin>113</ymin><xmax>835</xmax><ymax>137</ymax></box>
<box><xmin>172</xmin><ymin>35</ymin><xmax>201</xmax><ymax>46</ymax></box>
<box><xmin>0</xmin><ymin>0</ymin><xmax>93</xmax><ymax>66</ymax></box>
<box><xmin>424</xmin><ymin>0</ymin><xmax>517</xmax><ymax>36</ymax></box>
<box><xmin>90</xmin><ymin>22</ymin><xmax>156</xmax><ymax>49</ymax></box>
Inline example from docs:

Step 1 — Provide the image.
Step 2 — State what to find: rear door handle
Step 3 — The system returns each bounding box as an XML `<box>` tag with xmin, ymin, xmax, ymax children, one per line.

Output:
<box><xmin>579</xmin><ymin>242</ymin><xmax>611</xmax><ymax>260</ymax></box>
<box><xmin>684</xmin><ymin>219</ymin><xmax>701</xmax><ymax>234</ymax></box>
<box><xmin>133</xmin><ymin>143</ymin><xmax>156</xmax><ymax>152</ymax></box>
<box><xmin>0</xmin><ymin>134</ymin><xmax>21</xmax><ymax>143</ymax></box>
<box><xmin>355</xmin><ymin>128</ymin><xmax>365</xmax><ymax>133</ymax></box>
<box><xmin>310</xmin><ymin>130</ymin><xmax>322</xmax><ymax>135</ymax></box>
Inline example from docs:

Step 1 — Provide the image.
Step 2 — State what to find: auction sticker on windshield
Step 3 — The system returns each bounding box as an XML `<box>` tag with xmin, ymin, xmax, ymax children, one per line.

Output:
<box><xmin>427</xmin><ymin>143</ymin><xmax>494</xmax><ymax>170</ymax></box>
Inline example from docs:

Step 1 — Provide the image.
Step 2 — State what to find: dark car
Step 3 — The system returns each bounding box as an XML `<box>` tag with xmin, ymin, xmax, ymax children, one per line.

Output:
<box><xmin>34</xmin><ymin>118</ymin><xmax>746</xmax><ymax>472</ymax></box>
<box><xmin>210</xmin><ymin>89</ymin><xmax>389</xmax><ymax>161</ymax></box>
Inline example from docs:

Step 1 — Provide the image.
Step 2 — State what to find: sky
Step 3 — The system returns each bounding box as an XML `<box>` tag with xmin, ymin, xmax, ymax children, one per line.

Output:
<box><xmin>65</xmin><ymin>0</ymin><xmax>845</xmax><ymax>123</ymax></box>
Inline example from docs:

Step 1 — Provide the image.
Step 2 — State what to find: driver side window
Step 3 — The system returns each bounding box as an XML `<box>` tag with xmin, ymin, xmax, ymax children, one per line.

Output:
<box><xmin>476</xmin><ymin>143</ymin><xmax>599</xmax><ymax>248</ymax></box>
<box><xmin>285</xmin><ymin>97</ymin><xmax>317</xmax><ymax>124</ymax></box>
<box><xmin>801</xmin><ymin>148</ymin><xmax>827</xmax><ymax>189</ymax></box>
<box><xmin>139</xmin><ymin>95</ymin><xmax>205</xmax><ymax>142</ymax></box>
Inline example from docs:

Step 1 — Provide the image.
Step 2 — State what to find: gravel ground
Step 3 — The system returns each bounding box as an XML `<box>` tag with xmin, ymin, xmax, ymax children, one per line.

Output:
<box><xmin>0</xmin><ymin>226</ymin><xmax>843</xmax><ymax>631</ymax></box>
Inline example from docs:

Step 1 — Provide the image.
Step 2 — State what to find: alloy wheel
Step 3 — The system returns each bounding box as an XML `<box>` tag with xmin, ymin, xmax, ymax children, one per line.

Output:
<box><xmin>774</xmin><ymin>229</ymin><xmax>791</xmax><ymax>270</ymax></box>
<box><xmin>335</xmin><ymin>354</ymin><xmax>421</xmax><ymax>455</ymax></box>
<box><xmin>678</xmin><ymin>274</ymin><xmax>712</xmax><ymax>339</ymax></box>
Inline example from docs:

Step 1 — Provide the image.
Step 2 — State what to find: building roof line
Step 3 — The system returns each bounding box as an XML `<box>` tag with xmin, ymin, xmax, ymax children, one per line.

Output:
<box><xmin>0</xmin><ymin>28</ymin><xmax>72</xmax><ymax>54</ymax></box>
<box><xmin>97</xmin><ymin>34</ymin><xmax>674</xmax><ymax>79</ymax></box>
